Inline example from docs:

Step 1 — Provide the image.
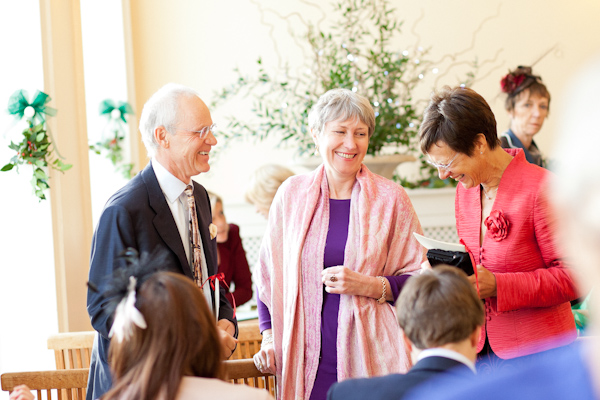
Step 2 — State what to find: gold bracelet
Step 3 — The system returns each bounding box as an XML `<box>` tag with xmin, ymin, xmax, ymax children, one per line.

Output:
<box><xmin>376</xmin><ymin>276</ymin><xmax>387</xmax><ymax>304</ymax></box>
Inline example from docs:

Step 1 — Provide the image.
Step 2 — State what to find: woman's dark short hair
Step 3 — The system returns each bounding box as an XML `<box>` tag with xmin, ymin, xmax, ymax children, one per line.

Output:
<box><xmin>419</xmin><ymin>86</ymin><xmax>498</xmax><ymax>156</ymax></box>
<box><xmin>503</xmin><ymin>66</ymin><xmax>551</xmax><ymax>113</ymax></box>
<box><xmin>396</xmin><ymin>266</ymin><xmax>484</xmax><ymax>349</ymax></box>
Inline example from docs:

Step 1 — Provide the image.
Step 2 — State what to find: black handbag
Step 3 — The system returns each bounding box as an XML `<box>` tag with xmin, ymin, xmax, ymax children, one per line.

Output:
<box><xmin>426</xmin><ymin>248</ymin><xmax>474</xmax><ymax>276</ymax></box>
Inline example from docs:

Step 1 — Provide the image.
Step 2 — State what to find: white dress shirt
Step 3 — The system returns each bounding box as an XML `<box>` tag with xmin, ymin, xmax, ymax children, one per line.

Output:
<box><xmin>417</xmin><ymin>347</ymin><xmax>477</xmax><ymax>373</ymax></box>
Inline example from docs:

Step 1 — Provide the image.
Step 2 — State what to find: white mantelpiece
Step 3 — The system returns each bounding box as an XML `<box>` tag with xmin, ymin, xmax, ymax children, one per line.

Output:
<box><xmin>406</xmin><ymin>186</ymin><xmax>458</xmax><ymax>243</ymax></box>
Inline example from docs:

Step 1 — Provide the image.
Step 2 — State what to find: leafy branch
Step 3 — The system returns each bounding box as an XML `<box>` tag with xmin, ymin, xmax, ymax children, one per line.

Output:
<box><xmin>212</xmin><ymin>0</ymin><xmax>498</xmax><ymax>187</ymax></box>
<box><xmin>2</xmin><ymin>121</ymin><xmax>72</xmax><ymax>200</ymax></box>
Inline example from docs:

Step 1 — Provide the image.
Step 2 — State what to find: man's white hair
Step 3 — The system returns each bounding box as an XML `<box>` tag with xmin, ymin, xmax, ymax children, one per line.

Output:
<box><xmin>138</xmin><ymin>83</ymin><xmax>199</xmax><ymax>158</ymax></box>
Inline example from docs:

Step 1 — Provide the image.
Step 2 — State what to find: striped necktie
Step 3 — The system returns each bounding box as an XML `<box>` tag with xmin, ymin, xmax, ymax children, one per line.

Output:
<box><xmin>184</xmin><ymin>185</ymin><xmax>213</xmax><ymax>309</ymax></box>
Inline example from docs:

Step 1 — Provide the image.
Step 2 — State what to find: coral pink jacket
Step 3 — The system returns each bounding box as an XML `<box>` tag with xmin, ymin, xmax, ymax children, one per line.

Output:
<box><xmin>255</xmin><ymin>164</ymin><xmax>424</xmax><ymax>400</ymax></box>
<box><xmin>456</xmin><ymin>149</ymin><xmax>577</xmax><ymax>359</ymax></box>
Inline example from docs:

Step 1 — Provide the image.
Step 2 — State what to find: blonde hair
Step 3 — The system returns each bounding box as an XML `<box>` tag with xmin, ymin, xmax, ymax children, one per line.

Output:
<box><xmin>206</xmin><ymin>191</ymin><xmax>222</xmax><ymax>212</ymax></box>
<box><xmin>244</xmin><ymin>164</ymin><xmax>294</xmax><ymax>212</ymax></box>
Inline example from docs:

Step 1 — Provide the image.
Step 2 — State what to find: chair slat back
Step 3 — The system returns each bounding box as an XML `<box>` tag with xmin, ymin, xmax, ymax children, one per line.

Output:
<box><xmin>1</xmin><ymin>369</ymin><xmax>89</xmax><ymax>400</ymax></box>
<box><xmin>230</xmin><ymin>320</ymin><xmax>262</xmax><ymax>360</ymax></box>
<box><xmin>47</xmin><ymin>332</ymin><xmax>95</xmax><ymax>369</ymax></box>
<box><xmin>224</xmin><ymin>359</ymin><xmax>276</xmax><ymax>397</ymax></box>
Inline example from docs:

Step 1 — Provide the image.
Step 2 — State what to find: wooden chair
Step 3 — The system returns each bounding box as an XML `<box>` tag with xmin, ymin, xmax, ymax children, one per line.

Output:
<box><xmin>47</xmin><ymin>331</ymin><xmax>96</xmax><ymax>370</ymax></box>
<box><xmin>224</xmin><ymin>359</ymin><xmax>276</xmax><ymax>397</ymax></box>
<box><xmin>1</xmin><ymin>369</ymin><xmax>89</xmax><ymax>400</ymax></box>
<box><xmin>230</xmin><ymin>319</ymin><xmax>262</xmax><ymax>360</ymax></box>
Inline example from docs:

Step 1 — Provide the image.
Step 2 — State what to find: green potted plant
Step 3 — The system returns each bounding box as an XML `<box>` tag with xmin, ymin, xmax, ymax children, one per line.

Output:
<box><xmin>212</xmin><ymin>0</ymin><xmax>471</xmax><ymax>187</ymax></box>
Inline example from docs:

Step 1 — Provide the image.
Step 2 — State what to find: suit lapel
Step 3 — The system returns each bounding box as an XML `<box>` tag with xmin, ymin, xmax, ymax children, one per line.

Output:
<box><xmin>142</xmin><ymin>162</ymin><xmax>193</xmax><ymax>279</ymax></box>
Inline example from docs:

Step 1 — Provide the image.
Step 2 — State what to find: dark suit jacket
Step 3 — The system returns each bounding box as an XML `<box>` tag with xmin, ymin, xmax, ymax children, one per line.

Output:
<box><xmin>327</xmin><ymin>356</ymin><xmax>474</xmax><ymax>400</ymax></box>
<box><xmin>404</xmin><ymin>344</ymin><xmax>594</xmax><ymax>400</ymax></box>
<box><xmin>85</xmin><ymin>161</ymin><xmax>236</xmax><ymax>400</ymax></box>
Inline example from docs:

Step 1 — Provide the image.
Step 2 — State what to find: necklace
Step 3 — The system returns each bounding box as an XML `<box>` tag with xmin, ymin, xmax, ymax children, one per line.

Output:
<box><xmin>481</xmin><ymin>184</ymin><xmax>499</xmax><ymax>200</ymax></box>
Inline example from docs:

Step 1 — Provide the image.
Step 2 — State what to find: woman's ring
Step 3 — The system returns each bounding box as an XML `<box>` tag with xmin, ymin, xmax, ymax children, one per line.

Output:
<box><xmin>330</xmin><ymin>274</ymin><xmax>337</xmax><ymax>282</ymax></box>
<box><xmin>257</xmin><ymin>361</ymin><xmax>263</xmax><ymax>370</ymax></box>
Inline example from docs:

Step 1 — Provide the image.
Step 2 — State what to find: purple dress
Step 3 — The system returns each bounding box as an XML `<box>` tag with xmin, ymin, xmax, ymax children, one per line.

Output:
<box><xmin>257</xmin><ymin>199</ymin><xmax>410</xmax><ymax>399</ymax></box>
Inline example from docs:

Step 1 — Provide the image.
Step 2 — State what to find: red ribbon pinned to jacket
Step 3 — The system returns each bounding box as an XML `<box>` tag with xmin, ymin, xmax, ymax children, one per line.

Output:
<box><xmin>202</xmin><ymin>272</ymin><xmax>236</xmax><ymax>319</ymax></box>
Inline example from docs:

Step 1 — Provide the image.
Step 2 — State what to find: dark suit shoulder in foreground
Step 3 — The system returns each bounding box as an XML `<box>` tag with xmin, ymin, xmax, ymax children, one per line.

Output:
<box><xmin>406</xmin><ymin>344</ymin><xmax>595</xmax><ymax>400</ymax></box>
<box><xmin>327</xmin><ymin>356</ymin><xmax>474</xmax><ymax>400</ymax></box>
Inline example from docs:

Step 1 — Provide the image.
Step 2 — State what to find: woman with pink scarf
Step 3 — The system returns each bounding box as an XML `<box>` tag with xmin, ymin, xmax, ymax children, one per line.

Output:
<box><xmin>252</xmin><ymin>89</ymin><xmax>425</xmax><ymax>400</ymax></box>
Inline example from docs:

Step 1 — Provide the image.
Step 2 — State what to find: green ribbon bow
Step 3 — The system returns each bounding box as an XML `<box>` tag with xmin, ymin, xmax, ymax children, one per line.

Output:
<box><xmin>99</xmin><ymin>99</ymin><xmax>134</xmax><ymax>123</ymax></box>
<box><xmin>7</xmin><ymin>89</ymin><xmax>57</xmax><ymax>124</ymax></box>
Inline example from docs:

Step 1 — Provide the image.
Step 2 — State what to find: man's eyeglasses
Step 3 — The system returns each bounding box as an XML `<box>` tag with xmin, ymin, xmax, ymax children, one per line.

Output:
<box><xmin>171</xmin><ymin>123</ymin><xmax>216</xmax><ymax>139</ymax></box>
<box><xmin>426</xmin><ymin>152</ymin><xmax>459</xmax><ymax>171</ymax></box>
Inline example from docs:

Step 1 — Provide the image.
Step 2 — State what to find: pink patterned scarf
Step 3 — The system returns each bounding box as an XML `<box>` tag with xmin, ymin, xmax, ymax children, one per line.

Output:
<box><xmin>256</xmin><ymin>164</ymin><xmax>424</xmax><ymax>400</ymax></box>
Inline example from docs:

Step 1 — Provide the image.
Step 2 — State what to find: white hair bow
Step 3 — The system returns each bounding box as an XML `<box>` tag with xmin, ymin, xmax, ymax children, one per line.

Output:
<box><xmin>108</xmin><ymin>276</ymin><xmax>147</xmax><ymax>343</ymax></box>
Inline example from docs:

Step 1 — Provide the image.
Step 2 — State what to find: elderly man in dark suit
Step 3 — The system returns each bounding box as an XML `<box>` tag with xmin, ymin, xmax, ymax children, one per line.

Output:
<box><xmin>327</xmin><ymin>266</ymin><xmax>483</xmax><ymax>400</ymax></box>
<box><xmin>86</xmin><ymin>83</ymin><xmax>237</xmax><ymax>400</ymax></box>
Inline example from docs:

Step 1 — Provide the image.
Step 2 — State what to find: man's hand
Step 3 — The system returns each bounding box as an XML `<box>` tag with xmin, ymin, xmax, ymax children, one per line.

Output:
<box><xmin>217</xmin><ymin>319</ymin><xmax>237</xmax><ymax>359</ymax></box>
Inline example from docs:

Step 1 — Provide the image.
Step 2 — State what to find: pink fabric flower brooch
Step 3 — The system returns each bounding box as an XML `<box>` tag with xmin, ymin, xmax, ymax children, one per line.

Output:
<box><xmin>484</xmin><ymin>210</ymin><xmax>510</xmax><ymax>241</ymax></box>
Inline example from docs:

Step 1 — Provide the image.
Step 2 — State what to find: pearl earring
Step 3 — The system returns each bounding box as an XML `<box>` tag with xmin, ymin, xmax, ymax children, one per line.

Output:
<box><xmin>314</xmin><ymin>145</ymin><xmax>319</xmax><ymax>156</ymax></box>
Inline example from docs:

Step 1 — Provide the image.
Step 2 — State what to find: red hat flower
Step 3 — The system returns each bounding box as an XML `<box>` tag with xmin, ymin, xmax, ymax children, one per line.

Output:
<box><xmin>500</xmin><ymin>73</ymin><xmax>526</xmax><ymax>94</ymax></box>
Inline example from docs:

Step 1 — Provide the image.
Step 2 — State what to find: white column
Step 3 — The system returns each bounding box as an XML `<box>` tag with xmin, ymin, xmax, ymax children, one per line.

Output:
<box><xmin>39</xmin><ymin>0</ymin><xmax>94</xmax><ymax>332</ymax></box>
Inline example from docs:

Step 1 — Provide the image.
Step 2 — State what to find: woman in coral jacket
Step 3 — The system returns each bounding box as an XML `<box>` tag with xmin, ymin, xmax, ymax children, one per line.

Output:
<box><xmin>418</xmin><ymin>86</ymin><xmax>578</xmax><ymax>371</ymax></box>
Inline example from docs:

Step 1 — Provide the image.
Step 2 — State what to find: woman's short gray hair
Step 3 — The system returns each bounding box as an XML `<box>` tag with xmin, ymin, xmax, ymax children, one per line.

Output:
<box><xmin>138</xmin><ymin>83</ymin><xmax>200</xmax><ymax>158</ymax></box>
<box><xmin>308</xmin><ymin>89</ymin><xmax>375</xmax><ymax>137</ymax></box>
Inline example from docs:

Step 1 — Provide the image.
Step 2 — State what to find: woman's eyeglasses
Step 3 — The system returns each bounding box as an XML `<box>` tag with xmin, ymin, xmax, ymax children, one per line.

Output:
<box><xmin>426</xmin><ymin>152</ymin><xmax>459</xmax><ymax>171</ymax></box>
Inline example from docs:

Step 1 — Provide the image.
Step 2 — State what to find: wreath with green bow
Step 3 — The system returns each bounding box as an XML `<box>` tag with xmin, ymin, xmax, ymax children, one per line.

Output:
<box><xmin>2</xmin><ymin>89</ymin><xmax>72</xmax><ymax>201</ymax></box>
<box><xmin>89</xmin><ymin>99</ymin><xmax>135</xmax><ymax>179</ymax></box>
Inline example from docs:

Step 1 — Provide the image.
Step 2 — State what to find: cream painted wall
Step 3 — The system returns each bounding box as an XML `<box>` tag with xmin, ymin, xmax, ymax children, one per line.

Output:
<box><xmin>0</xmin><ymin>0</ymin><xmax>596</xmax><ymax>388</ymax></box>
<box><xmin>125</xmin><ymin>0</ymin><xmax>600</xmax><ymax>206</ymax></box>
